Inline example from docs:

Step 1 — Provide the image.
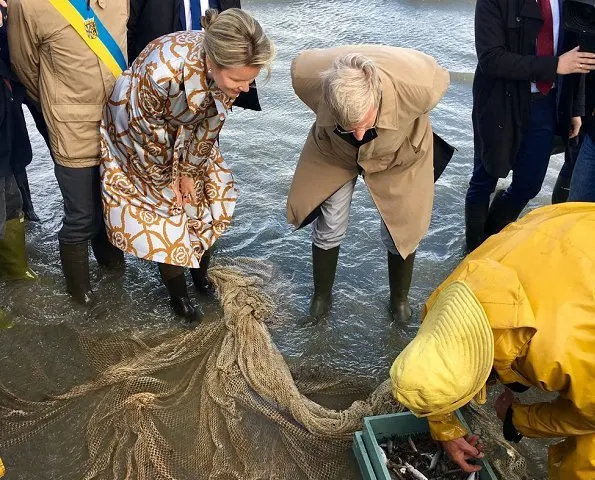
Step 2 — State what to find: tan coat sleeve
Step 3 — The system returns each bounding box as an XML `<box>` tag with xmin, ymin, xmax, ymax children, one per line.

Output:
<box><xmin>7</xmin><ymin>0</ymin><xmax>40</xmax><ymax>101</ymax></box>
<box><xmin>425</xmin><ymin>63</ymin><xmax>450</xmax><ymax>113</ymax></box>
<box><xmin>393</xmin><ymin>56</ymin><xmax>450</xmax><ymax>125</ymax></box>
<box><xmin>290</xmin><ymin>54</ymin><xmax>323</xmax><ymax>113</ymax></box>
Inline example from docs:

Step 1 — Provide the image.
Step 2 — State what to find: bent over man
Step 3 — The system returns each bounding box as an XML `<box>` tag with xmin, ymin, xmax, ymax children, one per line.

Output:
<box><xmin>287</xmin><ymin>45</ymin><xmax>449</xmax><ymax>323</ymax></box>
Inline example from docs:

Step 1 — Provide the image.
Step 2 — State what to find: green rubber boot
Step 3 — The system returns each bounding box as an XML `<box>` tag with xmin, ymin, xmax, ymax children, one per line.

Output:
<box><xmin>388</xmin><ymin>250</ymin><xmax>415</xmax><ymax>323</ymax></box>
<box><xmin>309</xmin><ymin>244</ymin><xmax>340</xmax><ymax>319</ymax></box>
<box><xmin>0</xmin><ymin>217</ymin><xmax>36</xmax><ymax>281</ymax></box>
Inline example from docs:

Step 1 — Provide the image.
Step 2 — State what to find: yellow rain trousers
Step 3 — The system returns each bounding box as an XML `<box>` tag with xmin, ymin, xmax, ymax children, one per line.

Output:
<box><xmin>424</xmin><ymin>203</ymin><xmax>595</xmax><ymax>479</ymax></box>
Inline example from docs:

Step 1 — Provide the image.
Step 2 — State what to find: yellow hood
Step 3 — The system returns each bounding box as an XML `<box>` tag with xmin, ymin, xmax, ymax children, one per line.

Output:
<box><xmin>390</xmin><ymin>281</ymin><xmax>494</xmax><ymax>417</ymax></box>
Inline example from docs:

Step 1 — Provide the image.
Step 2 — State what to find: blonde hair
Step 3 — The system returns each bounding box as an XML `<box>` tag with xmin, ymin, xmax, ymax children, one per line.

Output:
<box><xmin>321</xmin><ymin>53</ymin><xmax>382</xmax><ymax>128</ymax></box>
<box><xmin>201</xmin><ymin>8</ymin><xmax>275</xmax><ymax>76</ymax></box>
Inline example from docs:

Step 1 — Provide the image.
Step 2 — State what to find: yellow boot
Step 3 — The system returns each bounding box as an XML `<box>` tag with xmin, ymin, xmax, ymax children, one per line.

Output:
<box><xmin>0</xmin><ymin>217</ymin><xmax>36</xmax><ymax>280</ymax></box>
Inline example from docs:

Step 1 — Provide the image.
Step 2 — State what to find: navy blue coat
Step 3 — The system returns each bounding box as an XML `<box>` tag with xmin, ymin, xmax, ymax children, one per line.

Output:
<box><xmin>0</xmin><ymin>25</ymin><xmax>32</xmax><ymax>179</ymax></box>
<box><xmin>472</xmin><ymin>0</ymin><xmax>584</xmax><ymax>177</ymax></box>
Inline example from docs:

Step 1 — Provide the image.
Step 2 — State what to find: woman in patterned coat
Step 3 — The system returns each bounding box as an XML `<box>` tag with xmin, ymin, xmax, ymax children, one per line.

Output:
<box><xmin>100</xmin><ymin>9</ymin><xmax>275</xmax><ymax>322</ymax></box>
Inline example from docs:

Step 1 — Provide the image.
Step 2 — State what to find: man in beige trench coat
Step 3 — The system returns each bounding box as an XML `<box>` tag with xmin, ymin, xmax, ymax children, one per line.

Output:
<box><xmin>287</xmin><ymin>45</ymin><xmax>450</xmax><ymax>322</ymax></box>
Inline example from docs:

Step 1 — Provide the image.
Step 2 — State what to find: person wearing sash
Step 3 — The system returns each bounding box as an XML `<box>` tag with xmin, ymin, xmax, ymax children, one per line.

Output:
<box><xmin>8</xmin><ymin>0</ymin><xmax>128</xmax><ymax>304</ymax></box>
<box><xmin>100</xmin><ymin>9</ymin><xmax>275</xmax><ymax>322</ymax></box>
<box><xmin>127</xmin><ymin>0</ymin><xmax>260</xmax><ymax>112</ymax></box>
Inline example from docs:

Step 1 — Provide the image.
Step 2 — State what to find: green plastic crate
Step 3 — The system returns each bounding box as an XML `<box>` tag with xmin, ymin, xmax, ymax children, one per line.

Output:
<box><xmin>359</xmin><ymin>410</ymin><xmax>498</xmax><ymax>480</ymax></box>
<box><xmin>353</xmin><ymin>431</ymin><xmax>378</xmax><ymax>480</ymax></box>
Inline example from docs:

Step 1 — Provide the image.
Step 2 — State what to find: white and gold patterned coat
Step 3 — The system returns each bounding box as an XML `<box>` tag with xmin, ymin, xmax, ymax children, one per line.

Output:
<box><xmin>100</xmin><ymin>32</ymin><xmax>236</xmax><ymax>268</ymax></box>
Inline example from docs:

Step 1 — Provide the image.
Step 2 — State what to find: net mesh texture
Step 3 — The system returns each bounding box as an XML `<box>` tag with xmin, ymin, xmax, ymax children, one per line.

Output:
<box><xmin>0</xmin><ymin>259</ymin><xmax>531</xmax><ymax>480</ymax></box>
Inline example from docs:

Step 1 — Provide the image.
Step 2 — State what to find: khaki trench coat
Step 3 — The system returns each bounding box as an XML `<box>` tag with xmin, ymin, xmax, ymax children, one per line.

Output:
<box><xmin>287</xmin><ymin>45</ymin><xmax>449</xmax><ymax>258</ymax></box>
<box><xmin>8</xmin><ymin>0</ymin><xmax>128</xmax><ymax>168</ymax></box>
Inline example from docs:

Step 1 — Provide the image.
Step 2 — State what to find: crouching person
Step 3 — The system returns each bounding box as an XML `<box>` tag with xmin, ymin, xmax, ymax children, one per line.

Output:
<box><xmin>287</xmin><ymin>45</ymin><xmax>450</xmax><ymax>322</ymax></box>
<box><xmin>390</xmin><ymin>203</ymin><xmax>595</xmax><ymax>478</ymax></box>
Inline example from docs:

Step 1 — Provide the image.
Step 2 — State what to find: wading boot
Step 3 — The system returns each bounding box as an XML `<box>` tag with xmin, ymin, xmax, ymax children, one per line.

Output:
<box><xmin>159</xmin><ymin>264</ymin><xmax>202</xmax><ymax>324</ymax></box>
<box><xmin>485</xmin><ymin>190</ymin><xmax>525</xmax><ymax>237</ymax></box>
<box><xmin>309</xmin><ymin>244</ymin><xmax>340</xmax><ymax>319</ymax></box>
<box><xmin>190</xmin><ymin>248</ymin><xmax>216</xmax><ymax>297</ymax></box>
<box><xmin>388</xmin><ymin>250</ymin><xmax>415</xmax><ymax>323</ymax></box>
<box><xmin>551</xmin><ymin>171</ymin><xmax>571</xmax><ymax>204</ymax></box>
<box><xmin>91</xmin><ymin>228</ymin><xmax>124</xmax><ymax>270</ymax></box>
<box><xmin>464</xmin><ymin>200</ymin><xmax>489</xmax><ymax>252</ymax></box>
<box><xmin>59</xmin><ymin>240</ymin><xmax>94</xmax><ymax>305</ymax></box>
<box><xmin>0</xmin><ymin>217</ymin><xmax>37</xmax><ymax>280</ymax></box>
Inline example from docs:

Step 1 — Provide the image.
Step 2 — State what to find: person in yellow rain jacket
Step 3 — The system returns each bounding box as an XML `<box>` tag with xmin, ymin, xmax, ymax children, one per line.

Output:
<box><xmin>390</xmin><ymin>202</ymin><xmax>595</xmax><ymax>479</ymax></box>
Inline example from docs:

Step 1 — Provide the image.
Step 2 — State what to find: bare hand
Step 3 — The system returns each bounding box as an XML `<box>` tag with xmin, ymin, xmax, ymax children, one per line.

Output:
<box><xmin>172</xmin><ymin>175</ymin><xmax>197</xmax><ymax>207</ymax></box>
<box><xmin>441</xmin><ymin>435</ymin><xmax>484</xmax><ymax>473</ymax></box>
<box><xmin>0</xmin><ymin>0</ymin><xmax>7</xmax><ymax>28</ymax></box>
<box><xmin>494</xmin><ymin>388</ymin><xmax>515</xmax><ymax>421</ymax></box>
<box><xmin>557</xmin><ymin>47</ymin><xmax>595</xmax><ymax>75</ymax></box>
<box><xmin>569</xmin><ymin>116</ymin><xmax>582</xmax><ymax>139</ymax></box>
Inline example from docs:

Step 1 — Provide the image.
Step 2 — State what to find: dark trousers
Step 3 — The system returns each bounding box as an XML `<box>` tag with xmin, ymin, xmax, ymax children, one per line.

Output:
<box><xmin>466</xmin><ymin>92</ymin><xmax>557</xmax><ymax>208</ymax></box>
<box><xmin>54</xmin><ymin>163</ymin><xmax>103</xmax><ymax>244</ymax></box>
<box><xmin>23</xmin><ymin>96</ymin><xmax>52</xmax><ymax>153</ymax></box>
<box><xmin>0</xmin><ymin>175</ymin><xmax>23</xmax><ymax>238</ymax></box>
<box><xmin>569</xmin><ymin>134</ymin><xmax>595</xmax><ymax>201</ymax></box>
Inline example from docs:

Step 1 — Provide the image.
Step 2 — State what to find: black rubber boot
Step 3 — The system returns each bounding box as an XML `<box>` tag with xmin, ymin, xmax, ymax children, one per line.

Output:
<box><xmin>91</xmin><ymin>228</ymin><xmax>124</xmax><ymax>270</ymax></box>
<box><xmin>388</xmin><ymin>250</ymin><xmax>415</xmax><ymax>323</ymax></box>
<box><xmin>158</xmin><ymin>264</ymin><xmax>202</xmax><ymax>324</ymax></box>
<box><xmin>551</xmin><ymin>172</ymin><xmax>571</xmax><ymax>205</ymax></box>
<box><xmin>485</xmin><ymin>190</ymin><xmax>526</xmax><ymax>236</ymax></box>
<box><xmin>59</xmin><ymin>241</ymin><xmax>95</xmax><ymax>305</ymax></box>
<box><xmin>14</xmin><ymin>171</ymin><xmax>40</xmax><ymax>222</ymax></box>
<box><xmin>190</xmin><ymin>248</ymin><xmax>216</xmax><ymax>297</ymax></box>
<box><xmin>309</xmin><ymin>244</ymin><xmax>340</xmax><ymax>319</ymax></box>
<box><xmin>464</xmin><ymin>200</ymin><xmax>489</xmax><ymax>252</ymax></box>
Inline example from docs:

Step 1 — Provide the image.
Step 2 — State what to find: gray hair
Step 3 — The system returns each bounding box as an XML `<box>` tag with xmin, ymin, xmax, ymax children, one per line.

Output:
<box><xmin>201</xmin><ymin>8</ymin><xmax>276</xmax><ymax>76</ymax></box>
<box><xmin>321</xmin><ymin>53</ymin><xmax>382</xmax><ymax>128</ymax></box>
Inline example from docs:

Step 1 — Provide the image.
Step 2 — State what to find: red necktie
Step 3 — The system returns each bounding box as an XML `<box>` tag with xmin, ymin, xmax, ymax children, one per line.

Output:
<box><xmin>536</xmin><ymin>0</ymin><xmax>554</xmax><ymax>95</ymax></box>
<box><xmin>2</xmin><ymin>78</ymin><xmax>11</xmax><ymax>93</ymax></box>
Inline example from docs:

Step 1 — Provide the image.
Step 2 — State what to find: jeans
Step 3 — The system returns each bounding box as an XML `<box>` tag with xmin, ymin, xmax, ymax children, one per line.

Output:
<box><xmin>466</xmin><ymin>92</ymin><xmax>557</xmax><ymax>209</ymax></box>
<box><xmin>568</xmin><ymin>134</ymin><xmax>595</xmax><ymax>202</ymax></box>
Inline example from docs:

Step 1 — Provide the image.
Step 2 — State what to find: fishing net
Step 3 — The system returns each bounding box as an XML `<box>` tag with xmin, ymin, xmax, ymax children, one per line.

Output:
<box><xmin>0</xmin><ymin>258</ymin><xmax>533</xmax><ymax>479</ymax></box>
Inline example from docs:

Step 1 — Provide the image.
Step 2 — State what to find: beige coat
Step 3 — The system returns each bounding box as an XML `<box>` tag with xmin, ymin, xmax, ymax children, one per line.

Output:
<box><xmin>8</xmin><ymin>0</ymin><xmax>128</xmax><ymax>168</ymax></box>
<box><xmin>287</xmin><ymin>45</ymin><xmax>449</xmax><ymax>258</ymax></box>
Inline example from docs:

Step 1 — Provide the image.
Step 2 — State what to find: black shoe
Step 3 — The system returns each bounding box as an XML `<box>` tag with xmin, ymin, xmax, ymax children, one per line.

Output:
<box><xmin>551</xmin><ymin>171</ymin><xmax>571</xmax><ymax>205</ymax></box>
<box><xmin>485</xmin><ymin>190</ymin><xmax>526</xmax><ymax>236</ymax></box>
<box><xmin>388</xmin><ymin>251</ymin><xmax>415</xmax><ymax>323</ymax></box>
<box><xmin>92</xmin><ymin>228</ymin><xmax>124</xmax><ymax>270</ymax></box>
<box><xmin>170</xmin><ymin>295</ymin><xmax>203</xmax><ymax>323</ymax></box>
<box><xmin>464</xmin><ymin>200</ymin><xmax>489</xmax><ymax>252</ymax></box>
<box><xmin>15</xmin><ymin>171</ymin><xmax>40</xmax><ymax>222</ymax></box>
<box><xmin>59</xmin><ymin>241</ymin><xmax>95</xmax><ymax>305</ymax></box>
<box><xmin>159</xmin><ymin>265</ymin><xmax>202</xmax><ymax>324</ymax></box>
<box><xmin>23</xmin><ymin>208</ymin><xmax>40</xmax><ymax>222</ymax></box>
<box><xmin>309</xmin><ymin>245</ymin><xmax>340</xmax><ymax>319</ymax></box>
<box><xmin>190</xmin><ymin>248</ymin><xmax>216</xmax><ymax>297</ymax></box>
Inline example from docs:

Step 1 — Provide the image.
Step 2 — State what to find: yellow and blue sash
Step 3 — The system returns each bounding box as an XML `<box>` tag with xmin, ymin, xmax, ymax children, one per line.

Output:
<box><xmin>48</xmin><ymin>0</ymin><xmax>127</xmax><ymax>78</ymax></box>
